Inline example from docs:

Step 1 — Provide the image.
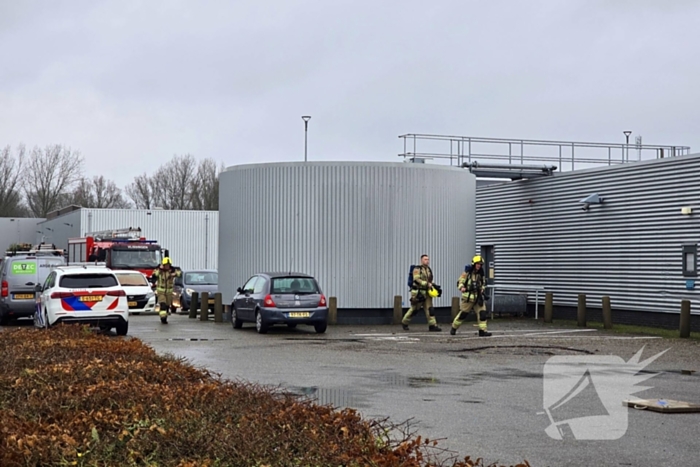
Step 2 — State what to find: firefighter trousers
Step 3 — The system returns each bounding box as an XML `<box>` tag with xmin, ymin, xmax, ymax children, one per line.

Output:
<box><xmin>157</xmin><ymin>290</ymin><xmax>175</xmax><ymax>316</ymax></box>
<box><xmin>402</xmin><ymin>293</ymin><xmax>437</xmax><ymax>327</ymax></box>
<box><xmin>452</xmin><ymin>297</ymin><xmax>487</xmax><ymax>331</ymax></box>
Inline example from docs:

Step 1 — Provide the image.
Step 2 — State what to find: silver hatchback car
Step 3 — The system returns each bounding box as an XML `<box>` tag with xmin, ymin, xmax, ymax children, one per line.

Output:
<box><xmin>231</xmin><ymin>272</ymin><xmax>328</xmax><ymax>334</ymax></box>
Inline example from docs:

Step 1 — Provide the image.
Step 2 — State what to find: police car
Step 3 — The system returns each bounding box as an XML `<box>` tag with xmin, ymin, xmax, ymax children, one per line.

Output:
<box><xmin>33</xmin><ymin>263</ymin><xmax>129</xmax><ymax>335</ymax></box>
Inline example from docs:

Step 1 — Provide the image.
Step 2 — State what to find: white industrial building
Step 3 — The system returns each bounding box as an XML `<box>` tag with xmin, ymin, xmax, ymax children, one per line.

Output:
<box><xmin>218</xmin><ymin>161</ymin><xmax>476</xmax><ymax>324</ymax></box>
<box><xmin>0</xmin><ymin>217</ymin><xmax>46</xmax><ymax>252</ymax></box>
<box><xmin>35</xmin><ymin>206</ymin><xmax>218</xmax><ymax>271</ymax></box>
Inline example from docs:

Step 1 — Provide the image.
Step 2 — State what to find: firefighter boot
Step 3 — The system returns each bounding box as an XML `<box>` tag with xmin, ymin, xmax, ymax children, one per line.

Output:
<box><xmin>428</xmin><ymin>307</ymin><xmax>441</xmax><ymax>331</ymax></box>
<box><xmin>479</xmin><ymin>329</ymin><xmax>492</xmax><ymax>337</ymax></box>
<box><xmin>159</xmin><ymin>302</ymin><xmax>168</xmax><ymax>324</ymax></box>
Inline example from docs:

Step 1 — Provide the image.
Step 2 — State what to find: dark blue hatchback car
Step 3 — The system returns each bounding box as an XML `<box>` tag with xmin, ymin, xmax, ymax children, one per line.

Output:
<box><xmin>231</xmin><ymin>272</ymin><xmax>328</xmax><ymax>334</ymax></box>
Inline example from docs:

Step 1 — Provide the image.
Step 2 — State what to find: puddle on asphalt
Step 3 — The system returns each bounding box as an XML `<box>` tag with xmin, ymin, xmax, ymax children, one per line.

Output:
<box><xmin>373</xmin><ymin>372</ymin><xmax>443</xmax><ymax>388</ymax></box>
<box><xmin>286</xmin><ymin>386</ymin><xmax>369</xmax><ymax>409</ymax></box>
<box><xmin>407</xmin><ymin>376</ymin><xmax>441</xmax><ymax>387</ymax></box>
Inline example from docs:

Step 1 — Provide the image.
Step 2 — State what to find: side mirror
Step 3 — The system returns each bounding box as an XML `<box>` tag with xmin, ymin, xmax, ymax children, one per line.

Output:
<box><xmin>34</xmin><ymin>284</ymin><xmax>42</xmax><ymax>293</ymax></box>
<box><xmin>237</xmin><ymin>287</ymin><xmax>243</xmax><ymax>294</ymax></box>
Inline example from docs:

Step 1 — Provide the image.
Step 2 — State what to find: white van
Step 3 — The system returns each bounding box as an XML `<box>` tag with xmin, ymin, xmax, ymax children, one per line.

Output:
<box><xmin>0</xmin><ymin>251</ymin><xmax>64</xmax><ymax>325</ymax></box>
<box><xmin>113</xmin><ymin>270</ymin><xmax>156</xmax><ymax>314</ymax></box>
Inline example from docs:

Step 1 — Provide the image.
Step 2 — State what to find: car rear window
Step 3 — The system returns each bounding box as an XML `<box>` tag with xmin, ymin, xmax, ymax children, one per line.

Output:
<box><xmin>270</xmin><ymin>277</ymin><xmax>319</xmax><ymax>294</ymax></box>
<box><xmin>59</xmin><ymin>273</ymin><xmax>119</xmax><ymax>288</ymax></box>
<box><xmin>115</xmin><ymin>273</ymin><xmax>148</xmax><ymax>287</ymax></box>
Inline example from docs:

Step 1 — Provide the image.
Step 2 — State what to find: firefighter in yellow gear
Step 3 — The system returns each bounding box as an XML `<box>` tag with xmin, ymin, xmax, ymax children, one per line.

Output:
<box><xmin>450</xmin><ymin>255</ymin><xmax>492</xmax><ymax>336</ymax></box>
<box><xmin>150</xmin><ymin>257</ymin><xmax>182</xmax><ymax>324</ymax></box>
<box><xmin>402</xmin><ymin>254</ymin><xmax>442</xmax><ymax>332</ymax></box>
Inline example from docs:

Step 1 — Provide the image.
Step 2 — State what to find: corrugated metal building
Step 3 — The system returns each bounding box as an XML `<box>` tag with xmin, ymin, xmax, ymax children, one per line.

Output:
<box><xmin>36</xmin><ymin>207</ymin><xmax>218</xmax><ymax>271</ymax></box>
<box><xmin>218</xmin><ymin>161</ymin><xmax>476</xmax><ymax>322</ymax></box>
<box><xmin>0</xmin><ymin>217</ymin><xmax>46</xmax><ymax>252</ymax></box>
<box><xmin>476</xmin><ymin>152</ymin><xmax>700</xmax><ymax>329</ymax></box>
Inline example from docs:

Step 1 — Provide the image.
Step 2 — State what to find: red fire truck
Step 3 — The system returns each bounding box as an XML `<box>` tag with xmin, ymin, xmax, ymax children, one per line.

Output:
<box><xmin>67</xmin><ymin>227</ymin><xmax>167</xmax><ymax>278</ymax></box>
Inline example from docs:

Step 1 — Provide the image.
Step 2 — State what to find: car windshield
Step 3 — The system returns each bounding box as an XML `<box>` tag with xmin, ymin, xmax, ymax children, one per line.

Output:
<box><xmin>59</xmin><ymin>273</ymin><xmax>118</xmax><ymax>288</ymax></box>
<box><xmin>185</xmin><ymin>272</ymin><xmax>218</xmax><ymax>285</ymax></box>
<box><xmin>110</xmin><ymin>249</ymin><xmax>160</xmax><ymax>269</ymax></box>
<box><xmin>270</xmin><ymin>277</ymin><xmax>319</xmax><ymax>294</ymax></box>
<box><xmin>115</xmin><ymin>272</ymin><xmax>148</xmax><ymax>287</ymax></box>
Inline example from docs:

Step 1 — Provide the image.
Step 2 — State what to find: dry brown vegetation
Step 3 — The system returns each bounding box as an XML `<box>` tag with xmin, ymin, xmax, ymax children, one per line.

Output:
<box><xmin>0</xmin><ymin>325</ymin><xmax>530</xmax><ymax>467</ymax></box>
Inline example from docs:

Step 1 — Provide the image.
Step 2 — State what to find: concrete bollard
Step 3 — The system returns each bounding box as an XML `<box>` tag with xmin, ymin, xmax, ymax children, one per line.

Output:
<box><xmin>214</xmin><ymin>292</ymin><xmax>223</xmax><ymax>323</ymax></box>
<box><xmin>451</xmin><ymin>296</ymin><xmax>459</xmax><ymax>320</ymax></box>
<box><xmin>544</xmin><ymin>292</ymin><xmax>553</xmax><ymax>323</ymax></box>
<box><xmin>602</xmin><ymin>296</ymin><xmax>612</xmax><ymax>329</ymax></box>
<box><xmin>328</xmin><ymin>297</ymin><xmax>337</xmax><ymax>325</ymax></box>
<box><xmin>680</xmin><ymin>300</ymin><xmax>691</xmax><ymax>338</ymax></box>
<box><xmin>189</xmin><ymin>292</ymin><xmax>199</xmax><ymax>319</ymax></box>
<box><xmin>393</xmin><ymin>295</ymin><xmax>403</xmax><ymax>325</ymax></box>
<box><xmin>577</xmin><ymin>294</ymin><xmax>586</xmax><ymax>327</ymax></box>
<box><xmin>200</xmin><ymin>292</ymin><xmax>209</xmax><ymax>321</ymax></box>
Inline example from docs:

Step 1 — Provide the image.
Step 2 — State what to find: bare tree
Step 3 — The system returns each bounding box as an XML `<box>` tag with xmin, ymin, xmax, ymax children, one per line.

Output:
<box><xmin>191</xmin><ymin>158</ymin><xmax>223</xmax><ymax>210</ymax></box>
<box><xmin>150</xmin><ymin>154</ymin><xmax>198</xmax><ymax>209</ymax></box>
<box><xmin>0</xmin><ymin>144</ymin><xmax>28</xmax><ymax>217</ymax></box>
<box><xmin>23</xmin><ymin>144</ymin><xmax>84</xmax><ymax>217</ymax></box>
<box><xmin>125</xmin><ymin>154</ymin><xmax>223</xmax><ymax>210</ymax></box>
<box><xmin>125</xmin><ymin>173</ymin><xmax>154</xmax><ymax>209</ymax></box>
<box><xmin>69</xmin><ymin>175</ymin><xmax>132</xmax><ymax>208</ymax></box>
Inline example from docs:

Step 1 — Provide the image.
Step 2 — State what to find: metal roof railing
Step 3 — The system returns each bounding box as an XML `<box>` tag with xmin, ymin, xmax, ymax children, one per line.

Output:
<box><xmin>398</xmin><ymin>133</ymin><xmax>691</xmax><ymax>173</ymax></box>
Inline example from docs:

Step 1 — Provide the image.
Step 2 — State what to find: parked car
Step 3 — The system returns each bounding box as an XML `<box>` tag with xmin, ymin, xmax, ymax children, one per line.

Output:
<box><xmin>113</xmin><ymin>270</ymin><xmax>156</xmax><ymax>314</ymax></box>
<box><xmin>0</xmin><ymin>250</ymin><xmax>64</xmax><ymax>325</ymax></box>
<box><xmin>33</xmin><ymin>264</ymin><xmax>129</xmax><ymax>335</ymax></box>
<box><xmin>174</xmin><ymin>269</ymin><xmax>218</xmax><ymax>312</ymax></box>
<box><xmin>231</xmin><ymin>272</ymin><xmax>328</xmax><ymax>334</ymax></box>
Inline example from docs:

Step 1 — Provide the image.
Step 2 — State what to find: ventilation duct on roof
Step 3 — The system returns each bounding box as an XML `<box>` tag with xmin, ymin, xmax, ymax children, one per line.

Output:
<box><xmin>462</xmin><ymin>161</ymin><xmax>557</xmax><ymax>180</ymax></box>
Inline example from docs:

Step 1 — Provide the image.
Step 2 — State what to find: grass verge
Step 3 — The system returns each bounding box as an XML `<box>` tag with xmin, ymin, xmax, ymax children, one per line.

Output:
<box><xmin>0</xmin><ymin>325</ymin><xmax>530</xmax><ymax>467</ymax></box>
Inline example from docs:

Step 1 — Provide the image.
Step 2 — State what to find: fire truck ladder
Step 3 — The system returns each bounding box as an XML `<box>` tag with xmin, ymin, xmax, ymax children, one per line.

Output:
<box><xmin>86</xmin><ymin>227</ymin><xmax>143</xmax><ymax>241</ymax></box>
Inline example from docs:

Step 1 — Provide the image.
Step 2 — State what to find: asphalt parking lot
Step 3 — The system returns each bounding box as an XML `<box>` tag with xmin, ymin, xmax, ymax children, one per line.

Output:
<box><xmin>117</xmin><ymin>313</ymin><xmax>699</xmax><ymax>467</ymax></box>
<box><xmin>4</xmin><ymin>315</ymin><xmax>699</xmax><ymax>466</ymax></box>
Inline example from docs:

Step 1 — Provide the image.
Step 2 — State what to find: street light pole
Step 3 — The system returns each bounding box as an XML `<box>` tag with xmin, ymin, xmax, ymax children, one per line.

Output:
<box><xmin>623</xmin><ymin>130</ymin><xmax>632</xmax><ymax>162</ymax></box>
<box><xmin>302</xmin><ymin>116</ymin><xmax>311</xmax><ymax>162</ymax></box>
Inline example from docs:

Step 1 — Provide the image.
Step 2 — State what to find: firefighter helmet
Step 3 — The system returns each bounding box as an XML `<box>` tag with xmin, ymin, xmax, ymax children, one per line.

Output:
<box><xmin>472</xmin><ymin>255</ymin><xmax>483</xmax><ymax>264</ymax></box>
<box><xmin>162</xmin><ymin>257</ymin><xmax>172</xmax><ymax>265</ymax></box>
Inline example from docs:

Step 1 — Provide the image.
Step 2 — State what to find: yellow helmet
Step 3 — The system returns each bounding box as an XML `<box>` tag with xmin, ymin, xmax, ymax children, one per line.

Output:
<box><xmin>428</xmin><ymin>287</ymin><xmax>439</xmax><ymax>297</ymax></box>
<box><xmin>472</xmin><ymin>255</ymin><xmax>483</xmax><ymax>264</ymax></box>
<box><xmin>162</xmin><ymin>257</ymin><xmax>172</xmax><ymax>265</ymax></box>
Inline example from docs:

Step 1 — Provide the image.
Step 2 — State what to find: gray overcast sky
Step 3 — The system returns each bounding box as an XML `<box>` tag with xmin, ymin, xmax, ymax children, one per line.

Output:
<box><xmin>1</xmin><ymin>0</ymin><xmax>698</xmax><ymax>189</ymax></box>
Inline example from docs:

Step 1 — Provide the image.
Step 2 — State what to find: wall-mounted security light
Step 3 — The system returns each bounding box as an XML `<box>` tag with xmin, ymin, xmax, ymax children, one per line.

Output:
<box><xmin>580</xmin><ymin>193</ymin><xmax>604</xmax><ymax>211</ymax></box>
<box><xmin>681</xmin><ymin>207</ymin><xmax>692</xmax><ymax>215</ymax></box>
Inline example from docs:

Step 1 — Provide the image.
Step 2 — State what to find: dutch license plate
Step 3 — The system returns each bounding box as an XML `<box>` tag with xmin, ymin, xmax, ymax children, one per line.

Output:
<box><xmin>79</xmin><ymin>295</ymin><xmax>103</xmax><ymax>302</ymax></box>
<box><xmin>288</xmin><ymin>312</ymin><xmax>310</xmax><ymax>318</ymax></box>
<box><xmin>13</xmin><ymin>294</ymin><xmax>34</xmax><ymax>300</ymax></box>
<box><xmin>208</xmin><ymin>299</ymin><xmax>215</xmax><ymax>304</ymax></box>
<box><xmin>128</xmin><ymin>301</ymin><xmax>137</xmax><ymax>307</ymax></box>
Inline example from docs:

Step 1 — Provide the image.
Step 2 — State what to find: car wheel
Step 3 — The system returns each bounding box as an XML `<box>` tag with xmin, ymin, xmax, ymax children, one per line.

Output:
<box><xmin>116</xmin><ymin>320</ymin><xmax>128</xmax><ymax>336</ymax></box>
<box><xmin>231</xmin><ymin>306</ymin><xmax>242</xmax><ymax>329</ymax></box>
<box><xmin>314</xmin><ymin>321</ymin><xmax>327</xmax><ymax>334</ymax></box>
<box><xmin>255</xmin><ymin>310</ymin><xmax>268</xmax><ymax>334</ymax></box>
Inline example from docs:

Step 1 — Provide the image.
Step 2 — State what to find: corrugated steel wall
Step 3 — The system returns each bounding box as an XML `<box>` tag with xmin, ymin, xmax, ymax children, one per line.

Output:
<box><xmin>80</xmin><ymin>209</ymin><xmax>218</xmax><ymax>271</ymax></box>
<box><xmin>475</xmin><ymin>153</ymin><xmax>700</xmax><ymax>315</ymax></box>
<box><xmin>219</xmin><ymin>162</ymin><xmax>476</xmax><ymax>307</ymax></box>
<box><xmin>0</xmin><ymin>217</ymin><xmax>45</xmax><ymax>252</ymax></box>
